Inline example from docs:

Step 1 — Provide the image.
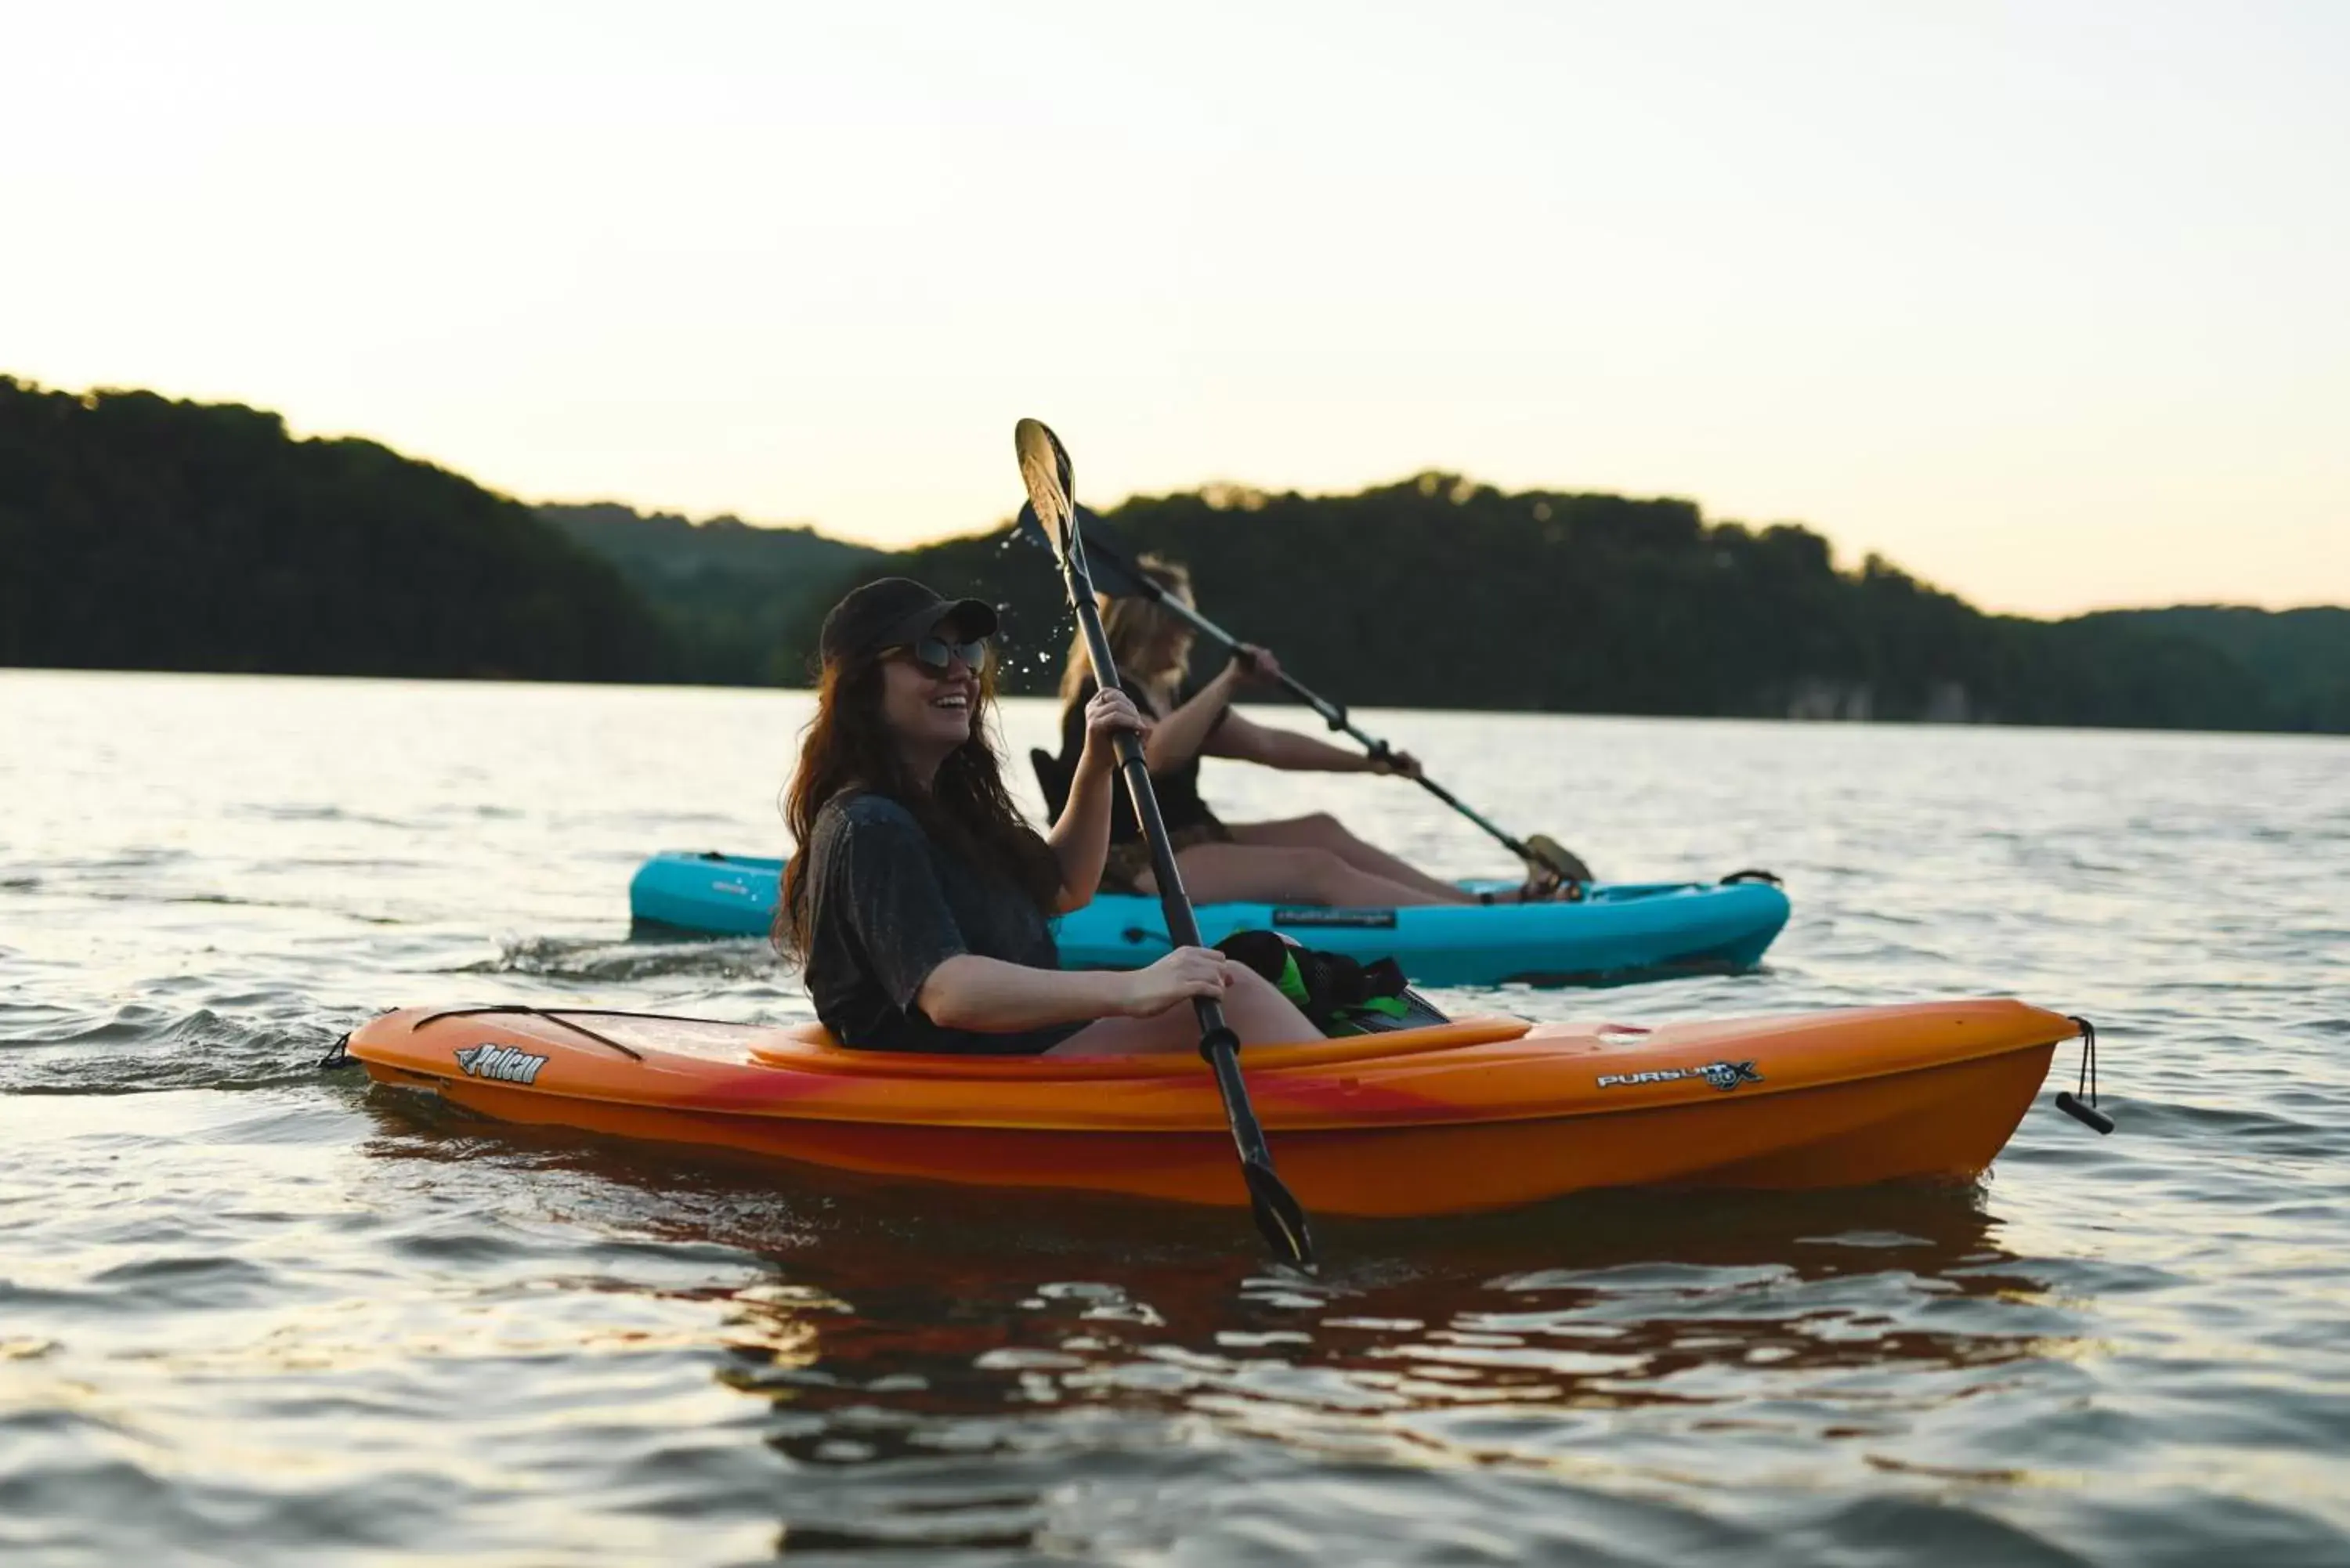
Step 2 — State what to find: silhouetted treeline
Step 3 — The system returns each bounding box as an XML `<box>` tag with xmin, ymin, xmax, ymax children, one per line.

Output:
<box><xmin>5</xmin><ymin>376</ymin><xmax>2338</xmax><ymax>735</ymax></box>
<box><xmin>786</xmin><ymin>475</ymin><xmax>2342</xmax><ymax>734</ymax></box>
<box><xmin>539</xmin><ymin>503</ymin><xmax>882</xmax><ymax>684</ymax></box>
<box><xmin>2080</xmin><ymin>605</ymin><xmax>2350</xmax><ymax>732</ymax></box>
<box><xmin>0</xmin><ymin>378</ymin><xmax>669</xmax><ymax>681</ymax></box>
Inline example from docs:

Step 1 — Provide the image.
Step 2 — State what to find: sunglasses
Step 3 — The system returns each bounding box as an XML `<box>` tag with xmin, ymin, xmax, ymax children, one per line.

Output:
<box><xmin>889</xmin><ymin>635</ymin><xmax>989</xmax><ymax>675</ymax></box>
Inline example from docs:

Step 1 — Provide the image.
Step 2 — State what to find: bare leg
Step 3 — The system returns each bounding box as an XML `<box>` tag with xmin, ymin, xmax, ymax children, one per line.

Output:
<box><xmin>1130</xmin><ymin>841</ymin><xmax>1452</xmax><ymax>907</ymax></box>
<box><xmin>1049</xmin><ymin>966</ymin><xmax>1323</xmax><ymax>1055</ymax></box>
<box><xmin>1229</xmin><ymin>812</ymin><xmax>1473</xmax><ymax>903</ymax></box>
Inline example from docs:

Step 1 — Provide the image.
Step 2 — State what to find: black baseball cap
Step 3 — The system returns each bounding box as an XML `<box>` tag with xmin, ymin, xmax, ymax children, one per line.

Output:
<box><xmin>818</xmin><ymin>578</ymin><xmax>999</xmax><ymax>665</ymax></box>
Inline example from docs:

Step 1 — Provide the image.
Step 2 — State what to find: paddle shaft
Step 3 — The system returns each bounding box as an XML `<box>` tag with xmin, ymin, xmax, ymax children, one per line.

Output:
<box><xmin>1018</xmin><ymin>418</ymin><xmax>1313</xmax><ymax>1266</ymax></box>
<box><xmin>1089</xmin><ymin>534</ymin><xmax>1559</xmax><ymax>871</ymax></box>
<box><xmin>1062</xmin><ymin>542</ymin><xmax>1289</xmax><ymax>1180</ymax></box>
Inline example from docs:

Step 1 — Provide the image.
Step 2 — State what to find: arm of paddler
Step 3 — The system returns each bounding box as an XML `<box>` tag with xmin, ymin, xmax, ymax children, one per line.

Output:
<box><xmin>916</xmin><ymin>949</ymin><xmax>1241</xmax><ymax>1031</ymax></box>
<box><xmin>1140</xmin><ymin>663</ymin><xmax>1242</xmax><ymax>774</ymax></box>
<box><xmin>1045</xmin><ymin>686</ymin><xmax>1150</xmax><ymax>911</ymax></box>
<box><xmin>1193</xmin><ymin>645</ymin><xmax>1410</xmax><ymax>774</ymax></box>
<box><xmin>1209</xmin><ymin>709</ymin><xmax>1390</xmax><ymax>773</ymax></box>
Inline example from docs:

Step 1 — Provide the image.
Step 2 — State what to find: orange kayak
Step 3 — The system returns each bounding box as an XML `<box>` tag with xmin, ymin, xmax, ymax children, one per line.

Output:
<box><xmin>345</xmin><ymin>1001</ymin><xmax>2081</xmax><ymax>1218</ymax></box>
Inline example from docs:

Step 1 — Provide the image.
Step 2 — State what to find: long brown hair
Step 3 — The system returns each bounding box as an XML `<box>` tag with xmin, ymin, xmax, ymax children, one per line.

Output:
<box><xmin>775</xmin><ymin>645</ymin><xmax>1061</xmax><ymax>962</ymax></box>
<box><xmin>1058</xmin><ymin>555</ymin><xmax>1195</xmax><ymax>708</ymax></box>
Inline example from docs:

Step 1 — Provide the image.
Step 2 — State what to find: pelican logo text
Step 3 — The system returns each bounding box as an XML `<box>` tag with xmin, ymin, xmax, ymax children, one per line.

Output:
<box><xmin>454</xmin><ymin>1043</ymin><xmax>549</xmax><ymax>1085</ymax></box>
<box><xmin>1596</xmin><ymin>1059</ymin><xmax>1762</xmax><ymax>1092</ymax></box>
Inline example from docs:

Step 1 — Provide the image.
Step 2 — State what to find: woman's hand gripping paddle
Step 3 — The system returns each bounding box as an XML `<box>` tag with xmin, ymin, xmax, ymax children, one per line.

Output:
<box><xmin>1014</xmin><ymin>501</ymin><xmax>1594</xmax><ymax>892</ymax></box>
<box><xmin>1014</xmin><ymin>418</ymin><xmax>1315</xmax><ymax>1268</ymax></box>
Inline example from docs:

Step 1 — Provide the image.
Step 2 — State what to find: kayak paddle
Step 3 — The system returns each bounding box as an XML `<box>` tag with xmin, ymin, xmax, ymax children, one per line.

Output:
<box><xmin>1017</xmin><ymin>500</ymin><xmax>1594</xmax><ymax>889</ymax></box>
<box><xmin>1014</xmin><ymin>418</ymin><xmax>1316</xmax><ymax>1268</ymax></box>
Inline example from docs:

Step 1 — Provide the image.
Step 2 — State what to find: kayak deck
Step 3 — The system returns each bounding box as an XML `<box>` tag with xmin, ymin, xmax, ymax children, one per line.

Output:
<box><xmin>349</xmin><ymin>1000</ymin><xmax>2076</xmax><ymax>1217</ymax></box>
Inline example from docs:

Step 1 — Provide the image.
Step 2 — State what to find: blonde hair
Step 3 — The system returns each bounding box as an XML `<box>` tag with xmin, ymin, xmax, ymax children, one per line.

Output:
<box><xmin>1058</xmin><ymin>555</ymin><xmax>1195</xmax><ymax>706</ymax></box>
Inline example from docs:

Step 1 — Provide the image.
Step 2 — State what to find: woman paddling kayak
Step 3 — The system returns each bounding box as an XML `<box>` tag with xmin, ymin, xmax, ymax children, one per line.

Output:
<box><xmin>776</xmin><ymin>577</ymin><xmax>1323</xmax><ymax>1057</ymax></box>
<box><xmin>1053</xmin><ymin>556</ymin><xmax>1562</xmax><ymax>908</ymax></box>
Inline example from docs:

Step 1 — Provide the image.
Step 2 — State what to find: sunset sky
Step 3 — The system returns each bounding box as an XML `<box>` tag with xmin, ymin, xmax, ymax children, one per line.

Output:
<box><xmin>5</xmin><ymin>1</ymin><xmax>2343</xmax><ymax>615</ymax></box>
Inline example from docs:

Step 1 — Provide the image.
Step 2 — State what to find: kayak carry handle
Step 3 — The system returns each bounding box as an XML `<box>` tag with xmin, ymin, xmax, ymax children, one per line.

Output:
<box><xmin>2055</xmin><ymin>1092</ymin><xmax>2115</xmax><ymax>1135</ymax></box>
<box><xmin>2052</xmin><ymin>1016</ymin><xmax>2113</xmax><ymax>1135</ymax></box>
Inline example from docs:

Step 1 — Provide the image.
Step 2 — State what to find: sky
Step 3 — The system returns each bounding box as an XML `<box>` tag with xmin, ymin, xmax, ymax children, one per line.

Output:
<box><xmin>4</xmin><ymin>1</ymin><xmax>2344</xmax><ymax>615</ymax></box>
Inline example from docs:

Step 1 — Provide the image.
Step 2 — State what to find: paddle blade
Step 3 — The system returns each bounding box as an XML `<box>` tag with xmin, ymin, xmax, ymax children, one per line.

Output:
<box><xmin>1242</xmin><ymin>1159</ymin><xmax>1317</xmax><ymax>1268</ymax></box>
<box><xmin>1014</xmin><ymin>500</ymin><xmax>1054</xmax><ymax>557</ymax></box>
<box><xmin>1016</xmin><ymin>501</ymin><xmax>1143</xmax><ymax>595</ymax></box>
<box><xmin>1522</xmin><ymin>833</ymin><xmax>1594</xmax><ymax>886</ymax></box>
<box><xmin>1014</xmin><ymin>419</ymin><xmax>1076</xmax><ymax>564</ymax></box>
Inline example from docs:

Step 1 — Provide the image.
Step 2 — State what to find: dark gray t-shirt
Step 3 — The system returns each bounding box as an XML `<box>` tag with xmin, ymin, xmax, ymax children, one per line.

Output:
<box><xmin>800</xmin><ymin>791</ymin><xmax>1079</xmax><ymax>1056</ymax></box>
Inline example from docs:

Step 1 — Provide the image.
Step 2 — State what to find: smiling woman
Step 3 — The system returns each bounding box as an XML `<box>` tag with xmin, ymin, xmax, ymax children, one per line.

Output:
<box><xmin>772</xmin><ymin>577</ymin><xmax>1323</xmax><ymax>1057</ymax></box>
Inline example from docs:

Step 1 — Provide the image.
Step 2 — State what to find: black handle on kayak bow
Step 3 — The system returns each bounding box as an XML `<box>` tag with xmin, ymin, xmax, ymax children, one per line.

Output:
<box><xmin>1014</xmin><ymin>421</ymin><xmax>1316</xmax><ymax>1269</ymax></box>
<box><xmin>1016</xmin><ymin>500</ymin><xmax>1590</xmax><ymax>888</ymax></box>
<box><xmin>2053</xmin><ymin>1016</ymin><xmax>2115</xmax><ymax>1135</ymax></box>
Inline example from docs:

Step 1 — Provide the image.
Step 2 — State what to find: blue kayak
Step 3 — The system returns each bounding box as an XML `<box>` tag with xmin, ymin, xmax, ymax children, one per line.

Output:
<box><xmin>629</xmin><ymin>851</ymin><xmax>1789</xmax><ymax>988</ymax></box>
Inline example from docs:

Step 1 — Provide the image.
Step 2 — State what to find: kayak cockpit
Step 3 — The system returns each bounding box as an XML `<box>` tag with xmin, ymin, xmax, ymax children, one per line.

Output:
<box><xmin>743</xmin><ymin>1016</ymin><xmax>1541</xmax><ymax>1078</ymax></box>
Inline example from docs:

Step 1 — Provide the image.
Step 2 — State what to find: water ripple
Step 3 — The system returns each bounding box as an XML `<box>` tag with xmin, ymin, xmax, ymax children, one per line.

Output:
<box><xmin>2</xmin><ymin>673</ymin><xmax>2347</xmax><ymax>1565</ymax></box>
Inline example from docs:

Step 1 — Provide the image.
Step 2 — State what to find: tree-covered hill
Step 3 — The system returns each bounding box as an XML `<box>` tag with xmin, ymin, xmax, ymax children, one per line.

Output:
<box><xmin>538</xmin><ymin>502</ymin><xmax>884</xmax><ymax>685</ymax></box>
<box><xmin>2081</xmin><ymin>605</ymin><xmax>2350</xmax><ymax>732</ymax></box>
<box><xmin>0</xmin><ymin>378</ymin><xmax>671</xmax><ymax>681</ymax></box>
<box><xmin>789</xmin><ymin>475</ymin><xmax>2336</xmax><ymax>734</ymax></box>
<box><xmin>4</xmin><ymin>374</ymin><xmax>2337</xmax><ymax>736</ymax></box>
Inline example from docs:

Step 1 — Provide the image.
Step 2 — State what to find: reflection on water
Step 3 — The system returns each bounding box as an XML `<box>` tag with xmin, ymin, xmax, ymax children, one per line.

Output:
<box><xmin>363</xmin><ymin>1111</ymin><xmax>2085</xmax><ymax>1559</ymax></box>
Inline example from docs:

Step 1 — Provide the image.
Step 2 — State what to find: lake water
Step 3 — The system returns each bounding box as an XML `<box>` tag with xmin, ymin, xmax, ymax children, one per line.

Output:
<box><xmin>3</xmin><ymin>669</ymin><xmax>2346</xmax><ymax>1566</ymax></box>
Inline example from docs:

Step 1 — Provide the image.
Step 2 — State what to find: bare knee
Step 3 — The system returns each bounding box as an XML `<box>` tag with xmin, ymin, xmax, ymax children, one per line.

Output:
<box><xmin>1224</xmin><ymin>967</ymin><xmax>1321</xmax><ymax>1045</ymax></box>
<box><xmin>1294</xmin><ymin>811</ymin><xmax>1345</xmax><ymax>847</ymax></box>
<box><xmin>1299</xmin><ymin>848</ymin><xmax>1362</xmax><ymax>903</ymax></box>
<box><xmin>1245</xmin><ymin>811</ymin><xmax>1343</xmax><ymax>850</ymax></box>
